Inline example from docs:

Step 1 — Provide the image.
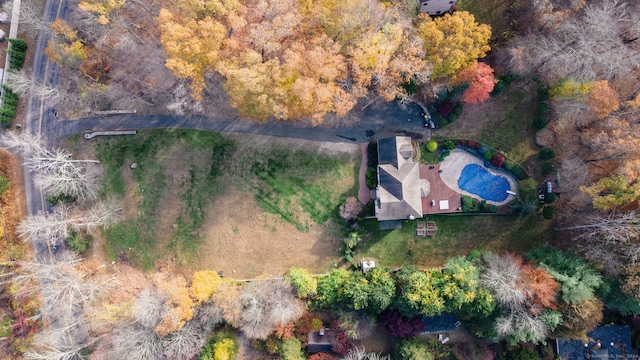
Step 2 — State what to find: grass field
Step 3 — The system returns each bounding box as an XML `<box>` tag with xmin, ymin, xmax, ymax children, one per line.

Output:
<box><xmin>358</xmin><ymin>214</ymin><xmax>554</xmax><ymax>268</ymax></box>
<box><xmin>457</xmin><ymin>0</ymin><xmax>527</xmax><ymax>44</ymax></box>
<box><xmin>95</xmin><ymin>130</ymin><xmax>358</xmax><ymax>271</ymax></box>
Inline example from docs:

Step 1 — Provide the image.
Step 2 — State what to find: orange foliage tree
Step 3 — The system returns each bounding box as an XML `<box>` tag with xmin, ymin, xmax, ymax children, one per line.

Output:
<box><xmin>586</xmin><ymin>80</ymin><xmax>620</xmax><ymax>119</ymax></box>
<box><xmin>456</xmin><ymin>62</ymin><xmax>497</xmax><ymax>104</ymax></box>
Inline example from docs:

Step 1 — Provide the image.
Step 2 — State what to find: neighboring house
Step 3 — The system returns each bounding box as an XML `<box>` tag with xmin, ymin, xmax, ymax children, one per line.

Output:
<box><xmin>308</xmin><ymin>330</ymin><xmax>334</xmax><ymax>354</ymax></box>
<box><xmin>422</xmin><ymin>313</ymin><xmax>461</xmax><ymax>334</ymax></box>
<box><xmin>556</xmin><ymin>326</ymin><xmax>632</xmax><ymax>360</ymax></box>
<box><xmin>418</xmin><ymin>0</ymin><xmax>458</xmax><ymax>15</ymax></box>
<box><xmin>375</xmin><ymin>136</ymin><xmax>426</xmax><ymax>221</ymax></box>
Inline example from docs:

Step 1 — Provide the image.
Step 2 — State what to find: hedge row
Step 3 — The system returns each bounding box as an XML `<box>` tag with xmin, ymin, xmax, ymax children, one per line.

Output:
<box><xmin>0</xmin><ymin>86</ymin><xmax>18</xmax><ymax>128</ymax></box>
<box><xmin>461</xmin><ymin>195</ymin><xmax>497</xmax><ymax>213</ymax></box>
<box><xmin>533</xmin><ymin>83</ymin><xmax>550</xmax><ymax>130</ymax></box>
<box><xmin>8</xmin><ymin>38</ymin><xmax>27</xmax><ymax>72</ymax></box>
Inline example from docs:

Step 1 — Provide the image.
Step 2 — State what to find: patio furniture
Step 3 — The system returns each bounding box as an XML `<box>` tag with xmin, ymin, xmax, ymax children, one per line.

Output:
<box><xmin>426</xmin><ymin>229</ymin><xmax>436</xmax><ymax>237</ymax></box>
<box><xmin>427</xmin><ymin>222</ymin><xmax>436</xmax><ymax>229</ymax></box>
<box><xmin>416</xmin><ymin>228</ymin><xmax>427</xmax><ymax>237</ymax></box>
<box><xmin>416</xmin><ymin>221</ymin><xmax>426</xmax><ymax>229</ymax></box>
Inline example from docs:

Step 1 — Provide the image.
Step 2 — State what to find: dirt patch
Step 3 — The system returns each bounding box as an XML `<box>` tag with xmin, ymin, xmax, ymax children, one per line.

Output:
<box><xmin>192</xmin><ymin>183</ymin><xmax>342</xmax><ymax>279</ymax></box>
<box><xmin>0</xmin><ymin>149</ymin><xmax>28</xmax><ymax>261</ymax></box>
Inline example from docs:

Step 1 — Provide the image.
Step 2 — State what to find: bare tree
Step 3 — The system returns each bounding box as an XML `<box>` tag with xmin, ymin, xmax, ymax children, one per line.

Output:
<box><xmin>162</xmin><ymin>322</ymin><xmax>206</xmax><ymax>360</ymax></box>
<box><xmin>17</xmin><ymin>201</ymin><xmax>121</xmax><ymax>247</ymax></box>
<box><xmin>5</xmin><ymin>1</ymin><xmax>51</xmax><ymax>34</ymax></box>
<box><xmin>192</xmin><ymin>301</ymin><xmax>224</xmax><ymax>331</ymax></box>
<box><xmin>133</xmin><ymin>287</ymin><xmax>169</xmax><ymax>329</ymax></box>
<box><xmin>342</xmin><ymin>348</ymin><xmax>390</xmax><ymax>360</ymax></box>
<box><xmin>236</xmin><ymin>279</ymin><xmax>305</xmax><ymax>339</ymax></box>
<box><xmin>24</xmin><ymin>319</ymin><xmax>90</xmax><ymax>360</ymax></box>
<box><xmin>5</xmin><ymin>70</ymin><xmax>61</xmax><ymax>101</ymax></box>
<box><xmin>480</xmin><ymin>253</ymin><xmax>527</xmax><ymax>308</ymax></box>
<box><xmin>110</xmin><ymin>325</ymin><xmax>163</xmax><ymax>360</ymax></box>
<box><xmin>0</xmin><ymin>131</ymin><xmax>100</xmax><ymax>199</ymax></box>
<box><xmin>560</xmin><ymin>211</ymin><xmax>640</xmax><ymax>244</ymax></box>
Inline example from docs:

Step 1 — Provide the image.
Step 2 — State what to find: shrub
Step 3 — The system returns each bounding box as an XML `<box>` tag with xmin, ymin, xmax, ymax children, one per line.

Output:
<box><xmin>66</xmin><ymin>229</ymin><xmax>93</xmax><ymax>253</ymax></box>
<box><xmin>442</xmin><ymin>139</ymin><xmax>456</xmax><ymax>150</ymax></box>
<box><xmin>426</xmin><ymin>140</ymin><xmax>438</xmax><ymax>152</ymax></box>
<box><xmin>478</xmin><ymin>146</ymin><xmax>488</xmax><ymax>155</ymax></box>
<box><xmin>448</xmin><ymin>113</ymin><xmax>457</xmax><ymax>123</ymax></box>
<box><xmin>436</xmin><ymin>100</ymin><xmax>455</xmax><ymax>116</ymax></box>
<box><xmin>0</xmin><ymin>176</ymin><xmax>10</xmax><ymax>196</ymax></box>
<box><xmin>467</xmin><ymin>140</ymin><xmax>481</xmax><ymax>149</ymax></box>
<box><xmin>533</xmin><ymin>114</ymin><xmax>549</xmax><ymax>129</ymax></box>
<box><xmin>438</xmin><ymin>149</ymin><xmax>450</xmax><ymax>162</ymax></box>
<box><xmin>483</xmin><ymin>149</ymin><xmax>494</xmax><ymax>161</ymax></box>
<box><xmin>461</xmin><ymin>196</ymin><xmax>474</xmax><ymax>213</ymax></box>
<box><xmin>538</xmin><ymin>147</ymin><xmax>556</xmax><ymax>160</ymax></box>
<box><xmin>438</xmin><ymin>117</ymin><xmax>448</xmax><ymax>127</ymax></box>
<box><xmin>339</xmin><ymin>197</ymin><xmax>363</xmax><ymax>221</ymax></box>
<box><xmin>454</xmin><ymin>104</ymin><xmax>463</xmax><ymax>116</ymax></box>
<box><xmin>490</xmin><ymin>152</ymin><xmax>505</xmax><ymax>168</ymax></box>
<box><xmin>503</xmin><ymin>161</ymin><xmax>515</xmax><ymax>171</ymax></box>
<box><xmin>511</xmin><ymin>166</ymin><xmax>527</xmax><ymax>180</ymax></box>
<box><xmin>394</xmin><ymin>338</ymin><xmax>434</xmax><ymax>360</ymax></box>
<box><xmin>541</xmin><ymin>162</ymin><xmax>554</xmax><ymax>176</ymax></box>
<box><xmin>8</xmin><ymin>38</ymin><xmax>28</xmax><ymax>71</ymax></box>
<box><xmin>0</xmin><ymin>86</ymin><xmax>19</xmax><ymax>128</ymax></box>
<box><xmin>378</xmin><ymin>311</ymin><xmax>424</xmax><ymax>339</ymax></box>
<box><xmin>544</xmin><ymin>193</ymin><xmax>557</xmax><ymax>204</ymax></box>
<box><xmin>543</xmin><ymin>206</ymin><xmax>555</xmax><ymax>219</ymax></box>
<box><xmin>46</xmin><ymin>193</ymin><xmax>75</xmax><ymax>205</ymax></box>
<box><xmin>489</xmin><ymin>205</ymin><xmax>497</xmax><ymax>213</ymax></box>
<box><xmin>280</xmin><ymin>338</ymin><xmax>304</xmax><ymax>360</ymax></box>
<box><xmin>518</xmin><ymin>179</ymin><xmax>538</xmax><ymax>199</ymax></box>
<box><xmin>365</xmin><ymin>169</ymin><xmax>377</xmax><ymax>189</ymax></box>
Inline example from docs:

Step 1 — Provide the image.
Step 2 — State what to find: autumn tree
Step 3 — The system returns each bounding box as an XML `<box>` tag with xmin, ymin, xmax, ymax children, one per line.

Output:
<box><xmin>287</xmin><ymin>267</ymin><xmax>317</xmax><ymax>299</ymax></box>
<box><xmin>581</xmin><ymin>175</ymin><xmax>640</xmax><ymax>210</ymax></box>
<box><xmin>45</xmin><ymin>19</ymin><xmax>87</xmax><ymax>66</ymax></box>
<box><xmin>586</xmin><ymin>80</ymin><xmax>620</xmax><ymax>119</ymax></box>
<box><xmin>154</xmin><ymin>273</ymin><xmax>196</xmax><ymax>336</ymax></box>
<box><xmin>556</xmin><ymin>298</ymin><xmax>604</xmax><ymax>338</ymax></box>
<box><xmin>393</xmin><ymin>265</ymin><xmax>445</xmax><ymax>317</ymax></box>
<box><xmin>417</xmin><ymin>11</ymin><xmax>491</xmax><ymax>79</ymax></box>
<box><xmin>456</xmin><ymin>62</ymin><xmax>497</xmax><ymax>104</ymax></box>
<box><xmin>339</xmin><ymin>197</ymin><xmax>363</xmax><ymax>221</ymax></box>
<box><xmin>191</xmin><ymin>270</ymin><xmax>222</xmax><ymax>302</ymax></box>
<box><xmin>78</xmin><ymin>0</ymin><xmax>124</xmax><ymax>24</ymax></box>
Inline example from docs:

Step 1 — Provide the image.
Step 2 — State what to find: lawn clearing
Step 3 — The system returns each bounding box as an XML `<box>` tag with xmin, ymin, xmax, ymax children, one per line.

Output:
<box><xmin>94</xmin><ymin>130</ymin><xmax>359</xmax><ymax>276</ymax></box>
<box><xmin>435</xmin><ymin>80</ymin><xmax>539</xmax><ymax>164</ymax></box>
<box><xmin>358</xmin><ymin>214</ymin><xmax>554</xmax><ymax>268</ymax></box>
<box><xmin>457</xmin><ymin>0</ymin><xmax>528</xmax><ymax>44</ymax></box>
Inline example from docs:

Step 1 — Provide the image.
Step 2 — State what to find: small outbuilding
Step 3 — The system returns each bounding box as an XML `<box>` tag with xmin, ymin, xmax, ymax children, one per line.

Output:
<box><xmin>556</xmin><ymin>326</ymin><xmax>632</xmax><ymax>360</ymax></box>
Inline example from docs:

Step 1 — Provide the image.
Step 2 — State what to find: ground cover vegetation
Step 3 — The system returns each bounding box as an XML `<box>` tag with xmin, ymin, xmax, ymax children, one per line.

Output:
<box><xmin>95</xmin><ymin>129</ymin><xmax>358</xmax><ymax>270</ymax></box>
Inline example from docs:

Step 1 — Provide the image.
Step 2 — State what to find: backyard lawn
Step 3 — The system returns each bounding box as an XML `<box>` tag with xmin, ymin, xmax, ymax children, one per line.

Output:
<box><xmin>358</xmin><ymin>214</ymin><xmax>554</xmax><ymax>268</ymax></box>
<box><xmin>93</xmin><ymin>130</ymin><xmax>359</xmax><ymax>275</ymax></box>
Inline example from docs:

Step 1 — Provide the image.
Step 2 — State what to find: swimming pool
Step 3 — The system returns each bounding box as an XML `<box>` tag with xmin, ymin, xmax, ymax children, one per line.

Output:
<box><xmin>457</xmin><ymin>164</ymin><xmax>511</xmax><ymax>202</ymax></box>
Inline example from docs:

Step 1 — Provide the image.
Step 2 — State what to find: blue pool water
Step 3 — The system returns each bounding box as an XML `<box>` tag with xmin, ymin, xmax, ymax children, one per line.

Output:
<box><xmin>458</xmin><ymin>164</ymin><xmax>511</xmax><ymax>202</ymax></box>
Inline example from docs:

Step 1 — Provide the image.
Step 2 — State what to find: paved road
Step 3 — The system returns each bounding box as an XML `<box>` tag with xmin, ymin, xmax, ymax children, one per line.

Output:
<box><xmin>50</xmin><ymin>100</ymin><xmax>431</xmax><ymax>146</ymax></box>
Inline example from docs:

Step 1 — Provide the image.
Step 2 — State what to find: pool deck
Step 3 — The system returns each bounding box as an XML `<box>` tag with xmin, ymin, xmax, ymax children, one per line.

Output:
<box><xmin>419</xmin><ymin>163</ymin><xmax>463</xmax><ymax>214</ymax></box>
<box><xmin>439</xmin><ymin>149</ymin><xmax>518</xmax><ymax>206</ymax></box>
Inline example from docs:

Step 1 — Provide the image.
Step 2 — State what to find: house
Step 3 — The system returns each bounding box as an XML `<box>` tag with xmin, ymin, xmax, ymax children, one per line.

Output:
<box><xmin>418</xmin><ymin>0</ymin><xmax>458</xmax><ymax>16</ymax></box>
<box><xmin>555</xmin><ymin>326</ymin><xmax>632</xmax><ymax>360</ymax></box>
<box><xmin>422</xmin><ymin>313</ymin><xmax>460</xmax><ymax>334</ymax></box>
<box><xmin>308</xmin><ymin>329</ymin><xmax>334</xmax><ymax>354</ymax></box>
<box><xmin>375</xmin><ymin>136</ymin><xmax>427</xmax><ymax>221</ymax></box>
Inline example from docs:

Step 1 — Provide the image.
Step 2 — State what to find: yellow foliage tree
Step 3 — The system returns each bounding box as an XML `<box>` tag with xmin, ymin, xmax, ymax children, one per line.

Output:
<box><xmin>213</xmin><ymin>338</ymin><xmax>237</xmax><ymax>360</ymax></box>
<box><xmin>581</xmin><ymin>175</ymin><xmax>640</xmax><ymax>210</ymax></box>
<box><xmin>78</xmin><ymin>0</ymin><xmax>125</xmax><ymax>24</ymax></box>
<box><xmin>154</xmin><ymin>274</ymin><xmax>195</xmax><ymax>336</ymax></box>
<box><xmin>417</xmin><ymin>11</ymin><xmax>491</xmax><ymax>79</ymax></box>
<box><xmin>549</xmin><ymin>78</ymin><xmax>592</xmax><ymax>101</ymax></box>
<box><xmin>191</xmin><ymin>270</ymin><xmax>222</xmax><ymax>302</ymax></box>
<box><xmin>45</xmin><ymin>19</ymin><xmax>87</xmax><ymax>66</ymax></box>
<box><xmin>586</xmin><ymin>80</ymin><xmax>620</xmax><ymax>119</ymax></box>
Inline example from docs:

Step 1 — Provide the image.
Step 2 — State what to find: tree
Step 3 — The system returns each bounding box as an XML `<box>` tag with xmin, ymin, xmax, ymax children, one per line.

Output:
<box><xmin>417</xmin><ymin>11</ymin><xmax>491</xmax><ymax>79</ymax></box>
<box><xmin>586</xmin><ymin>80</ymin><xmax>620</xmax><ymax>119</ymax></box>
<box><xmin>154</xmin><ymin>273</ymin><xmax>197</xmax><ymax>336</ymax></box>
<box><xmin>556</xmin><ymin>298</ymin><xmax>604</xmax><ymax>338</ymax></box>
<box><xmin>280</xmin><ymin>337</ymin><xmax>304</xmax><ymax>360</ymax></box>
<box><xmin>132</xmin><ymin>287</ymin><xmax>169</xmax><ymax>329</ymax></box>
<box><xmin>78</xmin><ymin>0</ymin><xmax>125</xmax><ymax>24</ymax></box>
<box><xmin>110</xmin><ymin>325</ymin><xmax>163</xmax><ymax>360</ymax></box>
<box><xmin>162</xmin><ymin>323</ymin><xmax>207</xmax><ymax>360</ymax></box>
<box><xmin>342</xmin><ymin>347</ymin><xmax>390</xmax><ymax>360</ymax></box>
<box><xmin>191</xmin><ymin>270</ymin><xmax>222</xmax><ymax>302</ymax></box>
<box><xmin>377</xmin><ymin>311</ymin><xmax>423</xmax><ymax>339</ymax></box>
<box><xmin>17</xmin><ymin>202</ymin><xmax>121</xmax><ymax>247</ymax></box>
<box><xmin>393</xmin><ymin>265</ymin><xmax>445</xmax><ymax>317</ymax></box>
<box><xmin>425</xmin><ymin>140</ymin><xmax>437</xmax><ymax>152</ymax></box>
<box><xmin>394</xmin><ymin>338</ymin><xmax>433</xmax><ymax>360</ymax></box>
<box><xmin>581</xmin><ymin>175</ymin><xmax>640</xmax><ymax>210</ymax></box>
<box><xmin>526</xmin><ymin>247</ymin><xmax>603</xmax><ymax>304</ymax></box>
<box><xmin>236</xmin><ymin>279</ymin><xmax>305</xmax><ymax>339</ymax></box>
<box><xmin>287</xmin><ymin>267</ymin><xmax>317</xmax><ymax>299</ymax></box>
<box><xmin>0</xmin><ymin>131</ymin><xmax>99</xmax><ymax>199</ymax></box>
<box><xmin>5</xmin><ymin>69</ymin><xmax>61</xmax><ymax>101</ymax></box>
<box><xmin>315</xmin><ymin>269</ymin><xmax>351</xmax><ymax>309</ymax></box>
<box><xmin>339</xmin><ymin>197</ymin><xmax>363</xmax><ymax>222</ymax></box>
<box><xmin>45</xmin><ymin>19</ymin><xmax>87</xmax><ymax>66</ymax></box>
<box><xmin>562</xmin><ymin>211</ymin><xmax>640</xmax><ymax>245</ymax></box>
<box><xmin>456</xmin><ymin>63</ymin><xmax>497</xmax><ymax>104</ymax></box>
<box><xmin>480</xmin><ymin>253</ymin><xmax>527</xmax><ymax>309</ymax></box>
<box><xmin>344</xmin><ymin>267</ymin><xmax>395</xmax><ymax>314</ymax></box>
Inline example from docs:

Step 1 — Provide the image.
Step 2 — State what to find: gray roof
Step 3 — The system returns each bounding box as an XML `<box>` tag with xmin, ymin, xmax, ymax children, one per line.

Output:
<box><xmin>556</xmin><ymin>326</ymin><xmax>632</xmax><ymax>360</ymax></box>
<box><xmin>377</xmin><ymin>136</ymin><xmax>423</xmax><ymax>221</ymax></box>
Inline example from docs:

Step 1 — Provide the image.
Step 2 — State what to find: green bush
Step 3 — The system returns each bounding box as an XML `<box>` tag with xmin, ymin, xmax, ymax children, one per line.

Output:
<box><xmin>438</xmin><ymin>118</ymin><xmax>448</xmax><ymax>127</ymax></box>
<box><xmin>511</xmin><ymin>166</ymin><xmax>527</xmax><ymax>180</ymax></box>
<box><xmin>503</xmin><ymin>160</ymin><xmax>515</xmax><ymax>171</ymax></box>
<box><xmin>0</xmin><ymin>176</ymin><xmax>10</xmax><ymax>196</ymax></box>
<box><xmin>438</xmin><ymin>149</ymin><xmax>450</xmax><ymax>162</ymax></box>
<box><xmin>544</xmin><ymin>192</ymin><xmax>557</xmax><ymax>204</ymax></box>
<box><xmin>542</xmin><ymin>206</ymin><xmax>555</xmax><ymax>219</ymax></box>
<box><xmin>442</xmin><ymin>139</ymin><xmax>456</xmax><ymax>150</ymax></box>
<box><xmin>541</xmin><ymin>162</ymin><xmax>554</xmax><ymax>176</ymax></box>
<box><xmin>533</xmin><ymin>114</ymin><xmax>549</xmax><ymax>129</ymax></box>
<box><xmin>483</xmin><ymin>149</ymin><xmax>494</xmax><ymax>161</ymax></box>
<box><xmin>0</xmin><ymin>86</ymin><xmax>19</xmax><ymax>128</ymax></box>
<box><xmin>448</xmin><ymin>113</ymin><xmax>457</xmax><ymax>123</ymax></box>
<box><xmin>518</xmin><ymin>178</ymin><xmax>538</xmax><ymax>199</ymax></box>
<box><xmin>538</xmin><ymin>147</ymin><xmax>556</xmax><ymax>160</ymax></box>
<box><xmin>66</xmin><ymin>229</ymin><xmax>93</xmax><ymax>253</ymax></box>
<box><xmin>461</xmin><ymin>196</ymin><xmax>473</xmax><ymax>213</ymax></box>
<box><xmin>489</xmin><ymin>205</ymin><xmax>497</xmax><ymax>213</ymax></box>
<box><xmin>8</xmin><ymin>38</ymin><xmax>28</xmax><ymax>71</ymax></box>
<box><xmin>454</xmin><ymin>104</ymin><xmax>463</xmax><ymax>115</ymax></box>
<box><xmin>426</xmin><ymin>140</ymin><xmax>438</xmax><ymax>152</ymax></box>
<box><xmin>365</xmin><ymin>169</ymin><xmax>377</xmax><ymax>189</ymax></box>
